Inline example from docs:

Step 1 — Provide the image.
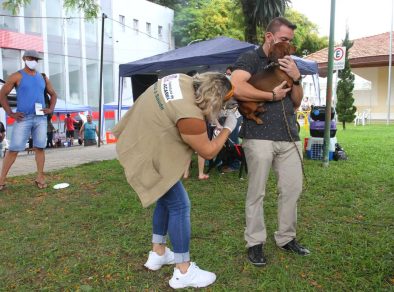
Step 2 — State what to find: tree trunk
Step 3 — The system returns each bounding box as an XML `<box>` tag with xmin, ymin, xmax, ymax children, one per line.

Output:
<box><xmin>240</xmin><ymin>0</ymin><xmax>258</xmax><ymax>44</ymax></box>
<box><xmin>342</xmin><ymin>120</ymin><xmax>346</xmax><ymax>130</ymax></box>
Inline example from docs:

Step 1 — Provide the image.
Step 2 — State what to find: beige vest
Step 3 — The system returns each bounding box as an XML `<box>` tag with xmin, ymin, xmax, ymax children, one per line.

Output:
<box><xmin>112</xmin><ymin>74</ymin><xmax>204</xmax><ymax>207</ymax></box>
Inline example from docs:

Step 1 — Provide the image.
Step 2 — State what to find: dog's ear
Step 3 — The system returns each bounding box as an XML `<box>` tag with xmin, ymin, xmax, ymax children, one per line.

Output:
<box><xmin>289</xmin><ymin>44</ymin><xmax>296</xmax><ymax>55</ymax></box>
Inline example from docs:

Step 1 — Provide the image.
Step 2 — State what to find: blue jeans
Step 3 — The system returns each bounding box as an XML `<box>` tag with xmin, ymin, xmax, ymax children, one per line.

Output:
<box><xmin>152</xmin><ymin>181</ymin><xmax>191</xmax><ymax>263</ymax></box>
<box><xmin>9</xmin><ymin>114</ymin><xmax>47</xmax><ymax>151</ymax></box>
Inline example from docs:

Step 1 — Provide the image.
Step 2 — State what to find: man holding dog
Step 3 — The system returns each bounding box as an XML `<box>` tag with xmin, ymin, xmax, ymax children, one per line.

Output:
<box><xmin>231</xmin><ymin>17</ymin><xmax>310</xmax><ymax>266</ymax></box>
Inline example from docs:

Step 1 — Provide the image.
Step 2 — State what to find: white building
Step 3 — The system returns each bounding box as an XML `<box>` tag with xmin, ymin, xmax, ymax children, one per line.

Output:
<box><xmin>0</xmin><ymin>0</ymin><xmax>174</xmax><ymax>130</ymax></box>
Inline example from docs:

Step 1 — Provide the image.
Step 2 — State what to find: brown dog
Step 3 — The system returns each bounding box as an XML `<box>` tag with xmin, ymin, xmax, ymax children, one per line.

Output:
<box><xmin>238</xmin><ymin>42</ymin><xmax>296</xmax><ymax>124</ymax></box>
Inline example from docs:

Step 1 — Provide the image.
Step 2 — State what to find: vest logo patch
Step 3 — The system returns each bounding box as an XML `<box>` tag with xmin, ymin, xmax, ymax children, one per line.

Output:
<box><xmin>161</xmin><ymin>74</ymin><xmax>183</xmax><ymax>103</ymax></box>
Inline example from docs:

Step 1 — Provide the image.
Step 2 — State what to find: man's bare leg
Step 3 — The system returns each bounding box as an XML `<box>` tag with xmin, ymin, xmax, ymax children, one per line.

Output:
<box><xmin>35</xmin><ymin>148</ymin><xmax>47</xmax><ymax>188</ymax></box>
<box><xmin>0</xmin><ymin>151</ymin><xmax>18</xmax><ymax>188</ymax></box>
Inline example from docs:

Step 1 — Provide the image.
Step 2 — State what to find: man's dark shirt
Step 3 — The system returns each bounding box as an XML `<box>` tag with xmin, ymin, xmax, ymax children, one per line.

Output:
<box><xmin>234</xmin><ymin>46</ymin><xmax>300</xmax><ymax>141</ymax></box>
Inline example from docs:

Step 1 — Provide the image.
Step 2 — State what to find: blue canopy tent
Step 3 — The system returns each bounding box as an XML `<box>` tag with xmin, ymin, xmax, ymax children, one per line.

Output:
<box><xmin>292</xmin><ymin>55</ymin><xmax>318</xmax><ymax>76</ymax></box>
<box><xmin>103</xmin><ymin>99</ymin><xmax>133</xmax><ymax>111</ymax></box>
<box><xmin>52</xmin><ymin>99</ymin><xmax>91</xmax><ymax>131</ymax></box>
<box><xmin>119</xmin><ymin>36</ymin><xmax>256</xmax><ymax>78</ymax></box>
<box><xmin>117</xmin><ymin>36</ymin><xmax>319</xmax><ymax>119</ymax></box>
<box><xmin>53</xmin><ymin>99</ymin><xmax>91</xmax><ymax>113</ymax></box>
<box><xmin>117</xmin><ymin>37</ymin><xmax>256</xmax><ymax>118</ymax></box>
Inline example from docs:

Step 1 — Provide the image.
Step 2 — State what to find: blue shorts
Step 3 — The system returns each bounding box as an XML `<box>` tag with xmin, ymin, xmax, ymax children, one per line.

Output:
<box><xmin>9</xmin><ymin>114</ymin><xmax>47</xmax><ymax>152</ymax></box>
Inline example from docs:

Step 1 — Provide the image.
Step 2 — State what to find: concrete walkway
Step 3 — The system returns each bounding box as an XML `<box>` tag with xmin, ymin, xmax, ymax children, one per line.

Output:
<box><xmin>3</xmin><ymin>143</ymin><xmax>118</xmax><ymax>177</ymax></box>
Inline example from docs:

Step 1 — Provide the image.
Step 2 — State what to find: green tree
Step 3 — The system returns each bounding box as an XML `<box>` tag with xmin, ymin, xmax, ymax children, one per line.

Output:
<box><xmin>285</xmin><ymin>9</ymin><xmax>328</xmax><ymax>56</ymax></box>
<box><xmin>173</xmin><ymin>0</ymin><xmax>244</xmax><ymax>47</ymax></box>
<box><xmin>2</xmin><ymin>0</ymin><xmax>99</xmax><ymax>19</ymax></box>
<box><xmin>336</xmin><ymin>31</ymin><xmax>357</xmax><ymax>130</ymax></box>
<box><xmin>239</xmin><ymin>0</ymin><xmax>258</xmax><ymax>44</ymax></box>
<box><xmin>240</xmin><ymin>0</ymin><xmax>291</xmax><ymax>44</ymax></box>
<box><xmin>254</xmin><ymin>0</ymin><xmax>291</xmax><ymax>29</ymax></box>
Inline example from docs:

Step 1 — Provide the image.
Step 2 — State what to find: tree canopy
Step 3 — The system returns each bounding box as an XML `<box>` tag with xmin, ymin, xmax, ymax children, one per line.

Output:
<box><xmin>171</xmin><ymin>1</ymin><xmax>327</xmax><ymax>55</ymax></box>
<box><xmin>285</xmin><ymin>9</ymin><xmax>328</xmax><ymax>56</ymax></box>
<box><xmin>173</xmin><ymin>0</ymin><xmax>244</xmax><ymax>47</ymax></box>
<box><xmin>336</xmin><ymin>31</ymin><xmax>357</xmax><ymax>130</ymax></box>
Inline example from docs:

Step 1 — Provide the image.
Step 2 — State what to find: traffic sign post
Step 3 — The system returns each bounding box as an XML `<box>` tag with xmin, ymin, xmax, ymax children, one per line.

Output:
<box><xmin>333</xmin><ymin>46</ymin><xmax>346</xmax><ymax>71</ymax></box>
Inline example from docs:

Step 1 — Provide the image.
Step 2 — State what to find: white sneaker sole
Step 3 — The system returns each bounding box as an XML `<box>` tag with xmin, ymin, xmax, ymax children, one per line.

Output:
<box><xmin>144</xmin><ymin>263</ymin><xmax>162</xmax><ymax>271</ymax></box>
<box><xmin>144</xmin><ymin>258</ymin><xmax>175</xmax><ymax>271</ymax></box>
<box><xmin>169</xmin><ymin>275</ymin><xmax>216</xmax><ymax>289</ymax></box>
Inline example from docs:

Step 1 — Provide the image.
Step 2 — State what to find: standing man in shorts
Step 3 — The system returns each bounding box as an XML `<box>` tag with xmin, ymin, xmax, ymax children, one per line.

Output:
<box><xmin>64</xmin><ymin>113</ymin><xmax>77</xmax><ymax>146</ymax></box>
<box><xmin>0</xmin><ymin>50</ymin><xmax>57</xmax><ymax>190</ymax></box>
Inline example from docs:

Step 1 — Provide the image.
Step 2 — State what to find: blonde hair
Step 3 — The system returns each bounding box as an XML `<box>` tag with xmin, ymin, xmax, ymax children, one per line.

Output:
<box><xmin>192</xmin><ymin>72</ymin><xmax>232</xmax><ymax>121</ymax></box>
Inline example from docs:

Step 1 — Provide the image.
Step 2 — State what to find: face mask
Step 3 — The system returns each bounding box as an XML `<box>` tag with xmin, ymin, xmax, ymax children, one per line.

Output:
<box><xmin>25</xmin><ymin>60</ymin><xmax>38</xmax><ymax>70</ymax></box>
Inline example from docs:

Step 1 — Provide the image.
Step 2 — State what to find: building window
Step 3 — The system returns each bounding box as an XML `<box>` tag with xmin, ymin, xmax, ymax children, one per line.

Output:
<box><xmin>68</xmin><ymin>56</ymin><xmax>83</xmax><ymax>104</ymax></box>
<box><xmin>146</xmin><ymin>22</ymin><xmax>151</xmax><ymax>35</ymax></box>
<box><xmin>103</xmin><ymin>62</ymin><xmax>114</xmax><ymax>104</ymax></box>
<box><xmin>119</xmin><ymin>15</ymin><xmax>125</xmax><ymax>32</ymax></box>
<box><xmin>24</xmin><ymin>0</ymin><xmax>41</xmax><ymax>34</ymax></box>
<box><xmin>86</xmin><ymin>60</ymin><xmax>99</xmax><ymax>107</ymax></box>
<box><xmin>46</xmin><ymin>1</ymin><xmax>62</xmax><ymax>36</ymax></box>
<box><xmin>0</xmin><ymin>7</ymin><xmax>18</xmax><ymax>31</ymax></box>
<box><xmin>48</xmin><ymin>54</ymin><xmax>66</xmax><ymax>102</ymax></box>
<box><xmin>1</xmin><ymin>49</ymin><xmax>20</xmax><ymax>80</ymax></box>
<box><xmin>66</xmin><ymin>9</ymin><xmax>81</xmax><ymax>41</ymax></box>
<box><xmin>85</xmin><ymin>19</ymin><xmax>97</xmax><ymax>43</ymax></box>
<box><xmin>133</xmin><ymin>19</ymin><xmax>139</xmax><ymax>32</ymax></box>
<box><xmin>158</xmin><ymin>25</ymin><xmax>163</xmax><ymax>38</ymax></box>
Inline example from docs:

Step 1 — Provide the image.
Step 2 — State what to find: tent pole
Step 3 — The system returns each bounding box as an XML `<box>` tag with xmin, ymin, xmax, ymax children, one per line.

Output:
<box><xmin>98</xmin><ymin>13</ymin><xmax>107</xmax><ymax>147</ymax></box>
<box><xmin>117</xmin><ymin>76</ymin><xmax>123</xmax><ymax>121</ymax></box>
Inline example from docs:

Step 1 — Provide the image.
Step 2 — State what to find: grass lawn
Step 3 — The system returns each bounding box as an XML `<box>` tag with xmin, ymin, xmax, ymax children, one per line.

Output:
<box><xmin>0</xmin><ymin>124</ymin><xmax>393</xmax><ymax>291</ymax></box>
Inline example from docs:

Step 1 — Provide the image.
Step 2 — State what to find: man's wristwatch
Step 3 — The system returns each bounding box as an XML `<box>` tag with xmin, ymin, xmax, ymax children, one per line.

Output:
<box><xmin>293</xmin><ymin>75</ymin><xmax>302</xmax><ymax>86</ymax></box>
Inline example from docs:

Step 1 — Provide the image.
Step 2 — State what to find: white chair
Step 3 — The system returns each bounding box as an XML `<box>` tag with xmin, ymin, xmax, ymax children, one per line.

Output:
<box><xmin>354</xmin><ymin>109</ymin><xmax>371</xmax><ymax>126</ymax></box>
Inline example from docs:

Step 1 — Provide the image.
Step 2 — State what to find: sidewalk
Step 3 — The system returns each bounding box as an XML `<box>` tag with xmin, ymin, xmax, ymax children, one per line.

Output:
<box><xmin>3</xmin><ymin>143</ymin><xmax>117</xmax><ymax>177</ymax></box>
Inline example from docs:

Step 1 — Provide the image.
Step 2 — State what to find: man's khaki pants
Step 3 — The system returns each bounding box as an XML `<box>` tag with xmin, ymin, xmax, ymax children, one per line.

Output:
<box><xmin>243</xmin><ymin>139</ymin><xmax>303</xmax><ymax>247</ymax></box>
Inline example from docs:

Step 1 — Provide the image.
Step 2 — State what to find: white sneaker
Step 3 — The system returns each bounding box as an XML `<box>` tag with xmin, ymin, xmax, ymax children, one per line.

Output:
<box><xmin>144</xmin><ymin>247</ymin><xmax>175</xmax><ymax>271</ymax></box>
<box><xmin>169</xmin><ymin>262</ymin><xmax>216</xmax><ymax>289</ymax></box>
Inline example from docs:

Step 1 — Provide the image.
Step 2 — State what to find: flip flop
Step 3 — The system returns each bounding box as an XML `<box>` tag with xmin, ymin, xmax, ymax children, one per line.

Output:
<box><xmin>35</xmin><ymin>180</ymin><xmax>48</xmax><ymax>189</ymax></box>
<box><xmin>0</xmin><ymin>184</ymin><xmax>6</xmax><ymax>191</ymax></box>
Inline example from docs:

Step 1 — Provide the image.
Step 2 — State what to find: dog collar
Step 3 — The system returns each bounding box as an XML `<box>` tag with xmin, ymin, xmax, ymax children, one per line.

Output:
<box><xmin>263</xmin><ymin>61</ymin><xmax>279</xmax><ymax>70</ymax></box>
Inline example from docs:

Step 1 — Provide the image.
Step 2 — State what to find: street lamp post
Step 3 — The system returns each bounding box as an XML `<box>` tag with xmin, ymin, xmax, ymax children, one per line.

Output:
<box><xmin>98</xmin><ymin>13</ymin><xmax>107</xmax><ymax>147</ymax></box>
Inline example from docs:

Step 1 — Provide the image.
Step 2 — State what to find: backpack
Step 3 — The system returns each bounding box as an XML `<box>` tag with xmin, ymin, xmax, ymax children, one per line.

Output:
<box><xmin>334</xmin><ymin>143</ymin><xmax>348</xmax><ymax>161</ymax></box>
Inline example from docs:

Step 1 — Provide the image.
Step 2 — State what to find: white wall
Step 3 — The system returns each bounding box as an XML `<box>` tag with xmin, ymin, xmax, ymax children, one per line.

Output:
<box><xmin>110</xmin><ymin>0</ymin><xmax>174</xmax><ymax>102</ymax></box>
<box><xmin>112</xmin><ymin>0</ymin><xmax>174</xmax><ymax>64</ymax></box>
<box><xmin>303</xmin><ymin>67</ymin><xmax>394</xmax><ymax>121</ymax></box>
